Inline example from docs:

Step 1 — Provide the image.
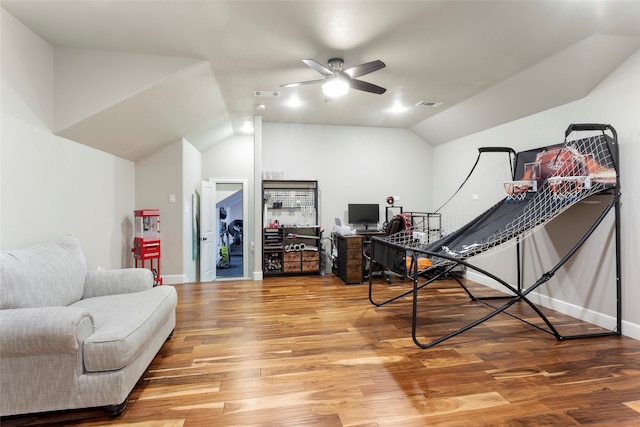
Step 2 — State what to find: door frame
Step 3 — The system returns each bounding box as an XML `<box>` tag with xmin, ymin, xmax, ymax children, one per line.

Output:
<box><xmin>207</xmin><ymin>177</ymin><xmax>249</xmax><ymax>280</ymax></box>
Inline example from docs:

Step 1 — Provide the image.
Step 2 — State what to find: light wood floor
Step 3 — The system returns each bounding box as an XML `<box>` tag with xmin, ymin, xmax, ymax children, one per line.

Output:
<box><xmin>5</xmin><ymin>275</ymin><xmax>640</xmax><ymax>426</ymax></box>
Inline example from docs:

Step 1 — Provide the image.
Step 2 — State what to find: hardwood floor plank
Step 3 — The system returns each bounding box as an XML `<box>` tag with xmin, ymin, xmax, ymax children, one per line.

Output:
<box><xmin>3</xmin><ymin>275</ymin><xmax>639</xmax><ymax>426</ymax></box>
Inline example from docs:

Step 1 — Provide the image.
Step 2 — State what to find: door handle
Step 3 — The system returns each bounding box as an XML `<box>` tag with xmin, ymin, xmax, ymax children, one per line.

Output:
<box><xmin>201</xmin><ymin>237</ymin><xmax>207</xmax><ymax>241</ymax></box>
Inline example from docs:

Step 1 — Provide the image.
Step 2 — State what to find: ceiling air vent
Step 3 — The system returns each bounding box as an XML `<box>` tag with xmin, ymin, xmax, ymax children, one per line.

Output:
<box><xmin>253</xmin><ymin>90</ymin><xmax>281</xmax><ymax>97</ymax></box>
<box><xmin>415</xmin><ymin>101</ymin><xmax>443</xmax><ymax>108</ymax></box>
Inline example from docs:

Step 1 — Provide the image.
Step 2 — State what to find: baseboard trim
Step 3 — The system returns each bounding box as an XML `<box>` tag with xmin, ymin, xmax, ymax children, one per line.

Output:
<box><xmin>465</xmin><ymin>271</ymin><xmax>640</xmax><ymax>341</ymax></box>
<box><xmin>165</xmin><ymin>273</ymin><xmax>261</xmax><ymax>284</ymax></box>
<box><xmin>162</xmin><ymin>274</ymin><xmax>187</xmax><ymax>285</ymax></box>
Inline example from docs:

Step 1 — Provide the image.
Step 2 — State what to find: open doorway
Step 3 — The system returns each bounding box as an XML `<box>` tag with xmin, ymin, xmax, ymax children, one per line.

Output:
<box><xmin>200</xmin><ymin>178</ymin><xmax>248</xmax><ymax>281</ymax></box>
<box><xmin>216</xmin><ymin>185</ymin><xmax>243</xmax><ymax>278</ymax></box>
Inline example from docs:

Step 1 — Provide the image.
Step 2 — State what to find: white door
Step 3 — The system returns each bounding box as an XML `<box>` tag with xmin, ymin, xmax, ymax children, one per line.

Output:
<box><xmin>200</xmin><ymin>181</ymin><xmax>216</xmax><ymax>282</ymax></box>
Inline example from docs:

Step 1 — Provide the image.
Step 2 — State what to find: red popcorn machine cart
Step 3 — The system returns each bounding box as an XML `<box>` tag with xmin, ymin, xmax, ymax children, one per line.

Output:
<box><xmin>133</xmin><ymin>209</ymin><xmax>162</xmax><ymax>285</ymax></box>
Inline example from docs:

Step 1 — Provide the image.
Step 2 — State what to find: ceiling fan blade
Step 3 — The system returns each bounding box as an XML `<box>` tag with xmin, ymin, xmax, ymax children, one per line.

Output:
<box><xmin>302</xmin><ymin>59</ymin><xmax>334</xmax><ymax>76</ymax></box>
<box><xmin>350</xmin><ymin>79</ymin><xmax>386</xmax><ymax>94</ymax></box>
<box><xmin>280</xmin><ymin>79</ymin><xmax>325</xmax><ymax>88</ymax></box>
<box><xmin>344</xmin><ymin>60</ymin><xmax>386</xmax><ymax>79</ymax></box>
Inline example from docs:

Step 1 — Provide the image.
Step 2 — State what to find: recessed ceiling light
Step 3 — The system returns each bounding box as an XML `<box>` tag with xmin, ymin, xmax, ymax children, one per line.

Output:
<box><xmin>241</xmin><ymin>121</ymin><xmax>253</xmax><ymax>134</ymax></box>
<box><xmin>287</xmin><ymin>96</ymin><xmax>302</xmax><ymax>108</ymax></box>
<box><xmin>389</xmin><ymin>102</ymin><xmax>407</xmax><ymax>113</ymax></box>
<box><xmin>255</xmin><ymin>103</ymin><xmax>266</xmax><ymax>111</ymax></box>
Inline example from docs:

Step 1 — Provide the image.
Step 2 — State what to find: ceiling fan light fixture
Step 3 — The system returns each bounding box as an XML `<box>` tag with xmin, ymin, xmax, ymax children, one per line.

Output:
<box><xmin>322</xmin><ymin>77</ymin><xmax>349</xmax><ymax>98</ymax></box>
<box><xmin>282</xmin><ymin>58</ymin><xmax>385</xmax><ymax>97</ymax></box>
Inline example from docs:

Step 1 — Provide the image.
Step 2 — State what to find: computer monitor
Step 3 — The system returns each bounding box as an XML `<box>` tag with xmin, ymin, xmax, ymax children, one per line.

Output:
<box><xmin>348</xmin><ymin>203</ymin><xmax>380</xmax><ymax>230</ymax></box>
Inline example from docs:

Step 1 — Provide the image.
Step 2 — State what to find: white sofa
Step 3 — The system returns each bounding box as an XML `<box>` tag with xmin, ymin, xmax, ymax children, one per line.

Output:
<box><xmin>0</xmin><ymin>235</ymin><xmax>177</xmax><ymax>417</ymax></box>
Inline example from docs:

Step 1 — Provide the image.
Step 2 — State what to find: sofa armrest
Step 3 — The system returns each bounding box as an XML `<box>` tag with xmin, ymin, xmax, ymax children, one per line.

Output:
<box><xmin>83</xmin><ymin>268</ymin><xmax>154</xmax><ymax>298</ymax></box>
<box><xmin>0</xmin><ymin>307</ymin><xmax>94</xmax><ymax>356</ymax></box>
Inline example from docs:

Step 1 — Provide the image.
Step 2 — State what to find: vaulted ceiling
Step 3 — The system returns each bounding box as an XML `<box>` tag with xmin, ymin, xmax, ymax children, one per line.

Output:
<box><xmin>2</xmin><ymin>1</ymin><xmax>639</xmax><ymax>161</ymax></box>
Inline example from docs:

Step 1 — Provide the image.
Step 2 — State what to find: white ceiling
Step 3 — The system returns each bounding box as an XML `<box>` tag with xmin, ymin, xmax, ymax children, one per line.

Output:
<box><xmin>2</xmin><ymin>1</ymin><xmax>639</xmax><ymax>160</ymax></box>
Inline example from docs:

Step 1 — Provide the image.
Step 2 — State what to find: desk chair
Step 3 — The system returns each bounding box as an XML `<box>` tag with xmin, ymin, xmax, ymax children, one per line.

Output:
<box><xmin>363</xmin><ymin>215</ymin><xmax>406</xmax><ymax>283</ymax></box>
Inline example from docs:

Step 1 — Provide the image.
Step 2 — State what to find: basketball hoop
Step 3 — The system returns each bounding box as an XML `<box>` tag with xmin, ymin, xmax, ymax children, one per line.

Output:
<box><xmin>503</xmin><ymin>181</ymin><xmax>531</xmax><ymax>202</ymax></box>
<box><xmin>548</xmin><ymin>176</ymin><xmax>590</xmax><ymax>200</ymax></box>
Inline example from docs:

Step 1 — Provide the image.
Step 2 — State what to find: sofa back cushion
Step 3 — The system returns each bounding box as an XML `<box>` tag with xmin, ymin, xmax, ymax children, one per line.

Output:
<box><xmin>1</xmin><ymin>235</ymin><xmax>87</xmax><ymax>309</ymax></box>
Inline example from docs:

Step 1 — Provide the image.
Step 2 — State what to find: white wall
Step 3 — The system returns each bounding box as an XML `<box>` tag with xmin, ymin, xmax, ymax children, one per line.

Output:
<box><xmin>135</xmin><ymin>139</ymin><xmax>188</xmax><ymax>283</ymax></box>
<box><xmin>261</xmin><ymin>124</ymin><xmax>433</xmax><ymax>274</ymax></box>
<box><xmin>262</xmin><ymin>124</ymin><xmax>434</xmax><ymax>232</ymax></box>
<box><xmin>182</xmin><ymin>140</ymin><xmax>202</xmax><ymax>283</ymax></box>
<box><xmin>201</xmin><ymin>135</ymin><xmax>255</xmax><ymax>277</ymax></box>
<box><xmin>432</xmin><ymin>48</ymin><xmax>640</xmax><ymax>339</ymax></box>
<box><xmin>201</xmin><ymin>135</ymin><xmax>254</xmax><ymax>179</ymax></box>
<box><xmin>1</xmin><ymin>10</ymin><xmax>135</xmax><ymax>269</ymax></box>
<box><xmin>1</xmin><ymin>10</ymin><xmax>53</xmax><ymax>131</ymax></box>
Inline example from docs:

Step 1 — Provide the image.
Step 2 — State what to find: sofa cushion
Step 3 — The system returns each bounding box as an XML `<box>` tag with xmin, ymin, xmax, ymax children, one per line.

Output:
<box><xmin>0</xmin><ymin>235</ymin><xmax>87</xmax><ymax>309</ymax></box>
<box><xmin>71</xmin><ymin>286</ymin><xmax>177</xmax><ymax>372</ymax></box>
